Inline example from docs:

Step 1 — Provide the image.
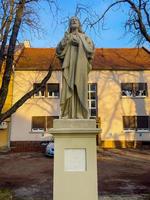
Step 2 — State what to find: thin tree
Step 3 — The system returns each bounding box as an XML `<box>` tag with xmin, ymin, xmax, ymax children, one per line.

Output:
<box><xmin>73</xmin><ymin>1</ymin><xmax>150</xmax><ymax>47</ymax></box>
<box><xmin>90</xmin><ymin>0</ymin><xmax>150</xmax><ymax>46</ymax></box>
<box><xmin>0</xmin><ymin>0</ymin><xmax>57</xmax><ymax>123</ymax></box>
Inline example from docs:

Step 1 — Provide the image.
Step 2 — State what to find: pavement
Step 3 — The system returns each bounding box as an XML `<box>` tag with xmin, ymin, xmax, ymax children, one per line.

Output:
<box><xmin>100</xmin><ymin>195</ymin><xmax>150</xmax><ymax>200</ymax></box>
<box><xmin>0</xmin><ymin>149</ymin><xmax>150</xmax><ymax>200</ymax></box>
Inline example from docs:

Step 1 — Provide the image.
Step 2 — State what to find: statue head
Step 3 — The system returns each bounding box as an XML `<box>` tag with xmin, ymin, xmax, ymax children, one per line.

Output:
<box><xmin>68</xmin><ymin>16</ymin><xmax>83</xmax><ymax>33</ymax></box>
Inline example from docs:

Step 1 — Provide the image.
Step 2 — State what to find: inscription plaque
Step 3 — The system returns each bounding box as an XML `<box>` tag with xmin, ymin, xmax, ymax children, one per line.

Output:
<box><xmin>64</xmin><ymin>148</ymin><xmax>86</xmax><ymax>172</ymax></box>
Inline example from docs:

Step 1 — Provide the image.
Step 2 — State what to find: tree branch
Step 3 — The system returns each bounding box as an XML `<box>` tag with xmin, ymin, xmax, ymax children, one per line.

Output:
<box><xmin>89</xmin><ymin>0</ymin><xmax>126</xmax><ymax>27</ymax></box>
<box><xmin>0</xmin><ymin>0</ymin><xmax>15</xmax><ymax>71</ymax></box>
<box><xmin>143</xmin><ymin>1</ymin><xmax>150</xmax><ymax>27</ymax></box>
<box><xmin>0</xmin><ymin>64</ymin><xmax>54</xmax><ymax>123</ymax></box>
<box><xmin>126</xmin><ymin>0</ymin><xmax>150</xmax><ymax>42</ymax></box>
<box><xmin>0</xmin><ymin>0</ymin><xmax>26</xmax><ymax>113</ymax></box>
<box><xmin>89</xmin><ymin>0</ymin><xmax>150</xmax><ymax>45</ymax></box>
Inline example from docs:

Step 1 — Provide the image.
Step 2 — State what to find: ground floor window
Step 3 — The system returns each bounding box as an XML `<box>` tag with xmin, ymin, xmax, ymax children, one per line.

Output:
<box><xmin>123</xmin><ymin>116</ymin><xmax>149</xmax><ymax>131</ymax></box>
<box><xmin>32</xmin><ymin>116</ymin><xmax>59</xmax><ymax>132</ymax></box>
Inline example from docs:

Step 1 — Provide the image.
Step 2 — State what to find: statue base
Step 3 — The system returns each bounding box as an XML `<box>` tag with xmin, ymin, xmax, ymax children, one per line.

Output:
<box><xmin>49</xmin><ymin>119</ymin><xmax>100</xmax><ymax>200</ymax></box>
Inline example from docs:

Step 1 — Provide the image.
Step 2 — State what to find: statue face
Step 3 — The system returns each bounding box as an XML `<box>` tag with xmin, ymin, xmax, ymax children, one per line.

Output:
<box><xmin>70</xmin><ymin>17</ymin><xmax>80</xmax><ymax>30</ymax></box>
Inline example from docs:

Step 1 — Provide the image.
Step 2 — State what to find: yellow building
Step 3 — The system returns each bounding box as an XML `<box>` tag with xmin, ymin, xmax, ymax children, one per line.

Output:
<box><xmin>10</xmin><ymin>47</ymin><xmax>150</xmax><ymax>151</ymax></box>
<box><xmin>0</xmin><ymin>64</ymin><xmax>13</xmax><ymax>149</ymax></box>
<box><xmin>91</xmin><ymin>48</ymin><xmax>150</xmax><ymax>148</ymax></box>
<box><xmin>0</xmin><ymin>43</ymin><xmax>26</xmax><ymax>150</ymax></box>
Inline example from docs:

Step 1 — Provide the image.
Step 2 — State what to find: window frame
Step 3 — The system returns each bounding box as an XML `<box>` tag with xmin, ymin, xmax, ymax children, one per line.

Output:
<box><xmin>32</xmin><ymin>116</ymin><xmax>46</xmax><ymax>132</ymax></box>
<box><xmin>121</xmin><ymin>83</ymin><xmax>148</xmax><ymax>98</ymax></box>
<box><xmin>88</xmin><ymin>83</ymin><xmax>98</xmax><ymax>119</ymax></box>
<box><xmin>31</xmin><ymin>116</ymin><xmax>59</xmax><ymax>133</ymax></box>
<box><xmin>121</xmin><ymin>83</ymin><xmax>133</xmax><ymax>97</ymax></box>
<box><xmin>123</xmin><ymin>116</ymin><xmax>136</xmax><ymax>131</ymax></box>
<box><xmin>123</xmin><ymin>116</ymin><xmax>150</xmax><ymax>132</ymax></box>
<box><xmin>33</xmin><ymin>83</ymin><xmax>46</xmax><ymax>98</ymax></box>
<box><xmin>33</xmin><ymin>83</ymin><xmax>60</xmax><ymax>98</ymax></box>
<box><xmin>136</xmin><ymin>116</ymin><xmax>149</xmax><ymax>132</ymax></box>
<box><xmin>134</xmin><ymin>83</ymin><xmax>148</xmax><ymax>97</ymax></box>
<box><xmin>46</xmin><ymin>83</ymin><xmax>60</xmax><ymax>98</ymax></box>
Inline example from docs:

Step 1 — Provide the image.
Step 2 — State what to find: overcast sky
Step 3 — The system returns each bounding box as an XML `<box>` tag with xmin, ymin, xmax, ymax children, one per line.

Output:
<box><xmin>18</xmin><ymin>0</ymin><xmax>147</xmax><ymax>48</ymax></box>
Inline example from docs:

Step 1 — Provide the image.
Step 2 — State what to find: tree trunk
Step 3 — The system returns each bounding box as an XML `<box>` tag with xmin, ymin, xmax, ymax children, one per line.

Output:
<box><xmin>0</xmin><ymin>0</ymin><xmax>26</xmax><ymax>113</ymax></box>
<box><xmin>0</xmin><ymin>65</ymin><xmax>53</xmax><ymax>123</ymax></box>
<box><xmin>0</xmin><ymin>0</ymin><xmax>14</xmax><ymax>71</ymax></box>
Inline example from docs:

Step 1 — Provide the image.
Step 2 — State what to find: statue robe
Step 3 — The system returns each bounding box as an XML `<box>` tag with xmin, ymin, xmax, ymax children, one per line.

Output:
<box><xmin>56</xmin><ymin>32</ymin><xmax>94</xmax><ymax>119</ymax></box>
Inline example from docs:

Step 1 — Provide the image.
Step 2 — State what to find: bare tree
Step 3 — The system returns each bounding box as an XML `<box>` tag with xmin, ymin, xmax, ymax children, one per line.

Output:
<box><xmin>90</xmin><ymin>0</ymin><xmax>150</xmax><ymax>46</ymax></box>
<box><xmin>73</xmin><ymin>1</ymin><xmax>150</xmax><ymax>47</ymax></box>
<box><xmin>0</xmin><ymin>0</ymin><xmax>15</xmax><ymax>70</ymax></box>
<box><xmin>0</xmin><ymin>0</ymin><xmax>57</xmax><ymax>123</ymax></box>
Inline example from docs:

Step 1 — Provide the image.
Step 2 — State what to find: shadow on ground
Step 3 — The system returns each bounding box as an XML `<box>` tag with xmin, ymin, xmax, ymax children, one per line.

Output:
<box><xmin>0</xmin><ymin>149</ymin><xmax>150</xmax><ymax>200</ymax></box>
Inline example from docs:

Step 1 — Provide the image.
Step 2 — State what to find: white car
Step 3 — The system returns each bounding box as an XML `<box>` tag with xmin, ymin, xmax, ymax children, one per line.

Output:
<box><xmin>45</xmin><ymin>142</ymin><xmax>54</xmax><ymax>157</ymax></box>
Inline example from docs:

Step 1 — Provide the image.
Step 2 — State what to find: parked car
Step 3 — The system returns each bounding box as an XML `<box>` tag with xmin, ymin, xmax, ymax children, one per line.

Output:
<box><xmin>45</xmin><ymin>142</ymin><xmax>54</xmax><ymax>157</ymax></box>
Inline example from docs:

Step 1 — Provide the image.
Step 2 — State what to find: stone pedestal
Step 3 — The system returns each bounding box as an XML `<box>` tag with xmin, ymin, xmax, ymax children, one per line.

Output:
<box><xmin>50</xmin><ymin>119</ymin><xmax>100</xmax><ymax>200</ymax></box>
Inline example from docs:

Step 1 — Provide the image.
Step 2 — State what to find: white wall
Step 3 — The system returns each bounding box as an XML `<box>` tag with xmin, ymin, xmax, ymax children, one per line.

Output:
<box><xmin>11</xmin><ymin>71</ymin><xmax>61</xmax><ymax>141</ymax></box>
<box><xmin>89</xmin><ymin>70</ymin><xmax>150</xmax><ymax>142</ymax></box>
<box><xmin>11</xmin><ymin>69</ymin><xmax>150</xmax><ymax>143</ymax></box>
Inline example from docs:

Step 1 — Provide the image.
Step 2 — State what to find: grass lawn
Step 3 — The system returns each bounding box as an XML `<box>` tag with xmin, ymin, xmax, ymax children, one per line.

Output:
<box><xmin>0</xmin><ymin>189</ymin><xmax>12</xmax><ymax>200</ymax></box>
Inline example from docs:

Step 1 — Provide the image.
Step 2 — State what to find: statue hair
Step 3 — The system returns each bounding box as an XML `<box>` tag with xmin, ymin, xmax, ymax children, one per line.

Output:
<box><xmin>68</xmin><ymin>16</ymin><xmax>83</xmax><ymax>33</ymax></box>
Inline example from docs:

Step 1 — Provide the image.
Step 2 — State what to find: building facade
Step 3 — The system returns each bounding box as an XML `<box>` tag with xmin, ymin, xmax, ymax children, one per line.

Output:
<box><xmin>0</xmin><ymin>73</ymin><xmax>13</xmax><ymax>149</ymax></box>
<box><xmin>0</xmin><ymin>43</ymin><xmax>25</xmax><ymax>150</ymax></box>
<box><xmin>10</xmin><ymin>47</ymin><xmax>150</xmax><ymax>151</ymax></box>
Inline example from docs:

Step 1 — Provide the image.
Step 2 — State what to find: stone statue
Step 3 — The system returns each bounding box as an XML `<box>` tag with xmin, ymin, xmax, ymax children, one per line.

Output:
<box><xmin>56</xmin><ymin>16</ymin><xmax>95</xmax><ymax>119</ymax></box>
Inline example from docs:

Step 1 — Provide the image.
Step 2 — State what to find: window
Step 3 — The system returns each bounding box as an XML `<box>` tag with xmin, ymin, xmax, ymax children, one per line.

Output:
<box><xmin>47</xmin><ymin>116</ymin><xmax>59</xmax><ymax>128</ymax></box>
<box><xmin>32</xmin><ymin>116</ymin><xmax>59</xmax><ymax>132</ymax></box>
<box><xmin>123</xmin><ymin>116</ymin><xmax>149</xmax><ymax>131</ymax></box>
<box><xmin>33</xmin><ymin>83</ymin><xmax>59</xmax><ymax>98</ymax></box>
<box><xmin>123</xmin><ymin>116</ymin><xmax>135</xmax><ymax>130</ymax></box>
<box><xmin>88</xmin><ymin>83</ymin><xmax>97</xmax><ymax>118</ymax></box>
<box><xmin>135</xmin><ymin>83</ymin><xmax>147</xmax><ymax>97</ymax></box>
<box><xmin>121</xmin><ymin>83</ymin><xmax>148</xmax><ymax>97</ymax></box>
<box><xmin>121</xmin><ymin>83</ymin><xmax>133</xmax><ymax>97</ymax></box>
<box><xmin>32</xmin><ymin>116</ymin><xmax>45</xmax><ymax>132</ymax></box>
<box><xmin>47</xmin><ymin>83</ymin><xmax>59</xmax><ymax>98</ymax></box>
<box><xmin>137</xmin><ymin>116</ymin><xmax>149</xmax><ymax>130</ymax></box>
<box><xmin>33</xmin><ymin>83</ymin><xmax>45</xmax><ymax>97</ymax></box>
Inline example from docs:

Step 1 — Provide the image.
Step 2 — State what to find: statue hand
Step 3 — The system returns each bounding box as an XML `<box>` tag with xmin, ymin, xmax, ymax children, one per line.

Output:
<box><xmin>61</xmin><ymin>33</ymin><xmax>71</xmax><ymax>47</ymax></box>
<box><xmin>71</xmin><ymin>34</ymin><xmax>79</xmax><ymax>46</ymax></box>
<box><xmin>65</xmin><ymin>32</ymin><xmax>71</xmax><ymax>41</ymax></box>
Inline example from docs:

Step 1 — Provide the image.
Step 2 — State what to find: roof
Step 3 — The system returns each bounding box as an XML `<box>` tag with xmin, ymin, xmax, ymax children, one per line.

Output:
<box><xmin>15</xmin><ymin>47</ymin><xmax>150</xmax><ymax>71</ymax></box>
<box><xmin>0</xmin><ymin>43</ymin><xmax>24</xmax><ymax>55</ymax></box>
<box><xmin>15</xmin><ymin>48</ymin><xmax>60</xmax><ymax>70</ymax></box>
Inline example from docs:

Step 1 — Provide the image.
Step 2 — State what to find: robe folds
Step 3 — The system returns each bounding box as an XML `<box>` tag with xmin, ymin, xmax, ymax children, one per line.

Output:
<box><xmin>56</xmin><ymin>32</ymin><xmax>94</xmax><ymax>119</ymax></box>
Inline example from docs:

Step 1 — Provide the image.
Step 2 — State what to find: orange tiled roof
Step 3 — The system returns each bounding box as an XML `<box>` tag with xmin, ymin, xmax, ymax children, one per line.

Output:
<box><xmin>15</xmin><ymin>47</ymin><xmax>150</xmax><ymax>70</ymax></box>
